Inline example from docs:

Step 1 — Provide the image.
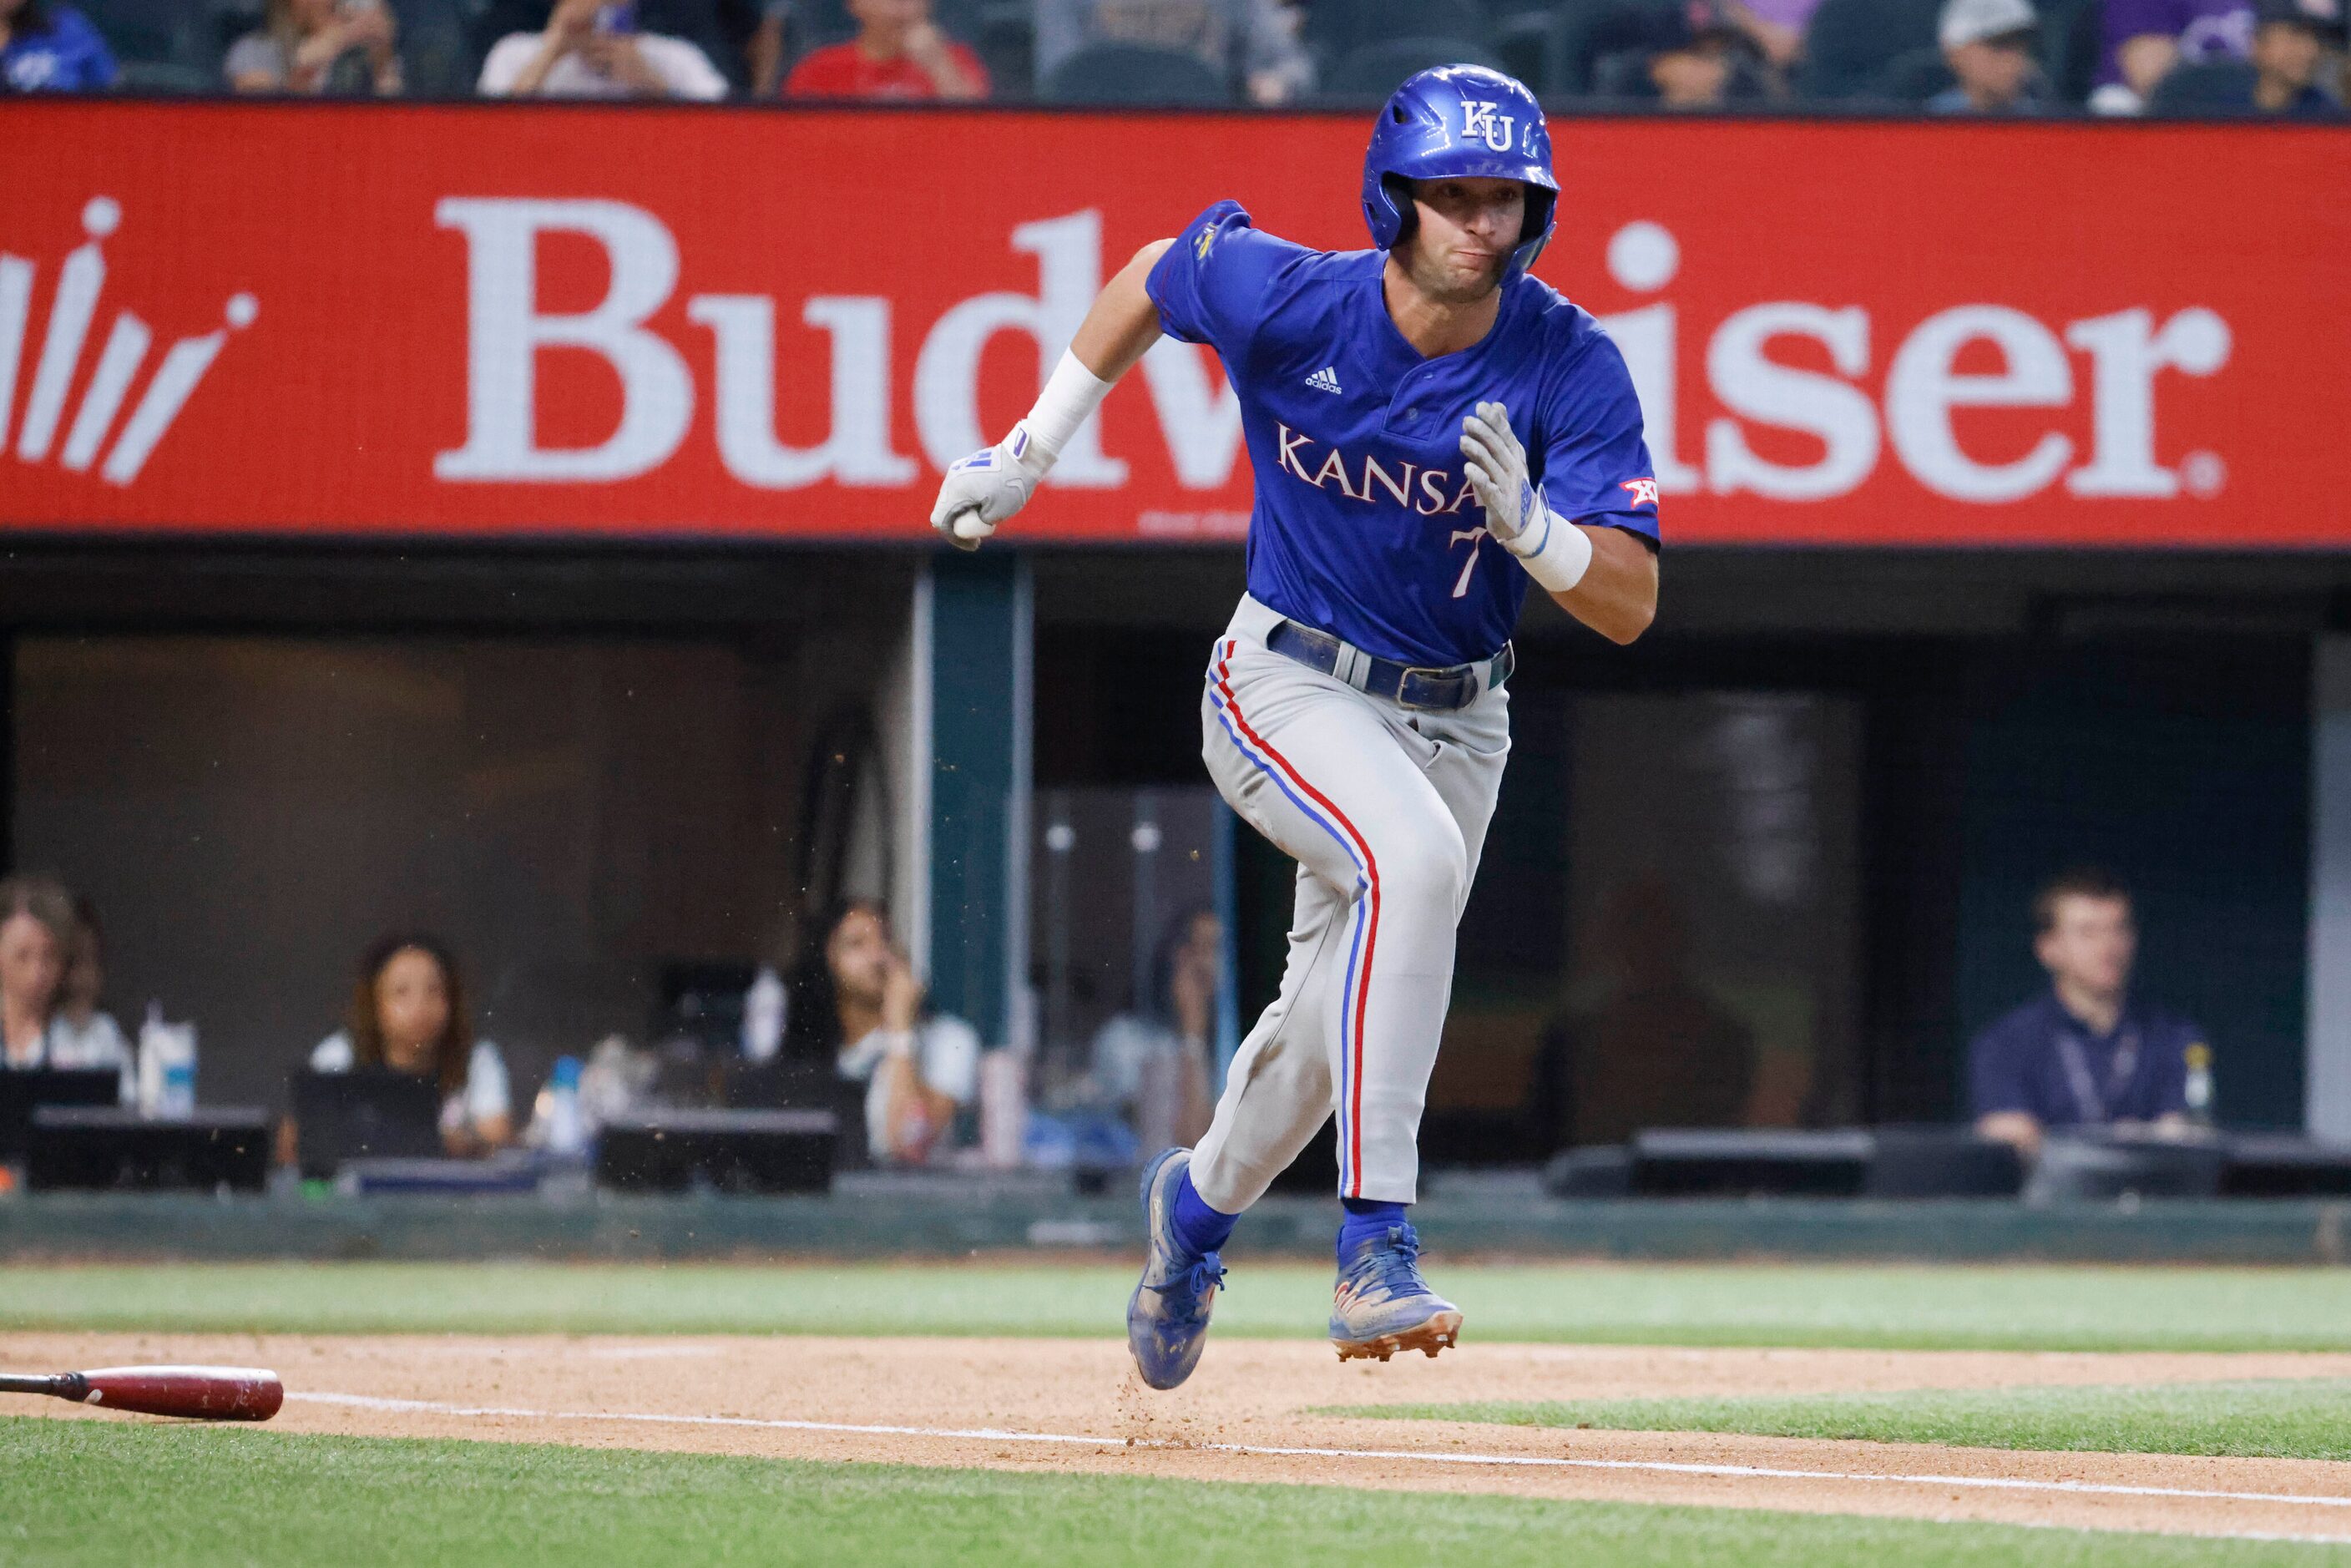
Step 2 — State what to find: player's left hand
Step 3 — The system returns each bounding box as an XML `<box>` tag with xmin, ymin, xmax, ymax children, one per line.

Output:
<box><xmin>1459</xmin><ymin>402</ymin><xmax>1544</xmax><ymax>547</ymax></box>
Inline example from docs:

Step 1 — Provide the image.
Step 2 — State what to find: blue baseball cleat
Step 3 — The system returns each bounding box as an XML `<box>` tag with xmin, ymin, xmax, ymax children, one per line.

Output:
<box><xmin>1329</xmin><ymin>1221</ymin><xmax>1462</xmax><ymax>1362</ymax></box>
<box><xmin>1127</xmin><ymin>1147</ymin><xmax>1226</xmax><ymax>1390</ymax></box>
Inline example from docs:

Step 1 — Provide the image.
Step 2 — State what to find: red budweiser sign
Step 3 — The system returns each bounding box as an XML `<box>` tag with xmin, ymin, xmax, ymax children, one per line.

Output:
<box><xmin>2</xmin><ymin>103</ymin><xmax>2343</xmax><ymax>546</ymax></box>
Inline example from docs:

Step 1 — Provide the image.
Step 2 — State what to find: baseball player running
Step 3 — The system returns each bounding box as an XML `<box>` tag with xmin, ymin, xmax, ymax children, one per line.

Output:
<box><xmin>931</xmin><ymin>64</ymin><xmax>1661</xmax><ymax>1389</ymax></box>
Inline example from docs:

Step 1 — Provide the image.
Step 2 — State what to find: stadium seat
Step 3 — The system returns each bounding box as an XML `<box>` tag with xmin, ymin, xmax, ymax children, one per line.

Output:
<box><xmin>1796</xmin><ymin>0</ymin><xmax>1941</xmax><ymax>99</ymax></box>
<box><xmin>1542</xmin><ymin>0</ymin><xmax>1679</xmax><ymax>97</ymax></box>
<box><xmin>114</xmin><ymin>58</ymin><xmax>216</xmax><ymax>93</ymax></box>
<box><xmin>2040</xmin><ymin>0</ymin><xmax>2103</xmax><ymax>104</ymax></box>
<box><xmin>1319</xmin><ymin>36</ymin><xmax>1506</xmax><ymax>103</ymax></box>
<box><xmin>2146</xmin><ymin>58</ymin><xmax>2258</xmax><ymax>115</ymax></box>
<box><xmin>1585</xmin><ymin>45</ymin><xmax>1651</xmax><ymax>97</ymax></box>
<box><xmin>389</xmin><ymin>0</ymin><xmax>488</xmax><ymax>96</ymax></box>
<box><xmin>1870</xmin><ymin>44</ymin><xmax>1956</xmax><ymax>104</ymax></box>
<box><xmin>1303</xmin><ymin>0</ymin><xmax>1490</xmax><ymax>67</ymax></box>
<box><xmin>80</xmin><ymin>0</ymin><xmax>224</xmax><ymax>83</ymax></box>
<box><xmin>1039</xmin><ymin>41</ymin><xmax>1230</xmax><ymax>104</ymax></box>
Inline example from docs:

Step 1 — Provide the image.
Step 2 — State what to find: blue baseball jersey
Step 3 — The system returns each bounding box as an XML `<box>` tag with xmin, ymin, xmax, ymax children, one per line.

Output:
<box><xmin>1146</xmin><ymin>200</ymin><xmax>1659</xmax><ymax>669</ymax></box>
<box><xmin>3</xmin><ymin>6</ymin><xmax>119</xmax><ymax>92</ymax></box>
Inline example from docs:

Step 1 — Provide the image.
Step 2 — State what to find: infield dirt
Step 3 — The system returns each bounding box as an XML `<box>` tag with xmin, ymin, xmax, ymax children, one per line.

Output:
<box><xmin>14</xmin><ymin>1331</ymin><xmax>2351</xmax><ymax>1544</ymax></box>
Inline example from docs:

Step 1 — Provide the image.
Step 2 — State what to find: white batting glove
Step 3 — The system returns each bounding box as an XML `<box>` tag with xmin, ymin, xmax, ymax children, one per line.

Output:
<box><xmin>930</xmin><ymin>423</ymin><xmax>1052</xmax><ymax>553</ymax></box>
<box><xmin>1460</xmin><ymin>401</ymin><xmax>1593</xmax><ymax>593</ymax></box>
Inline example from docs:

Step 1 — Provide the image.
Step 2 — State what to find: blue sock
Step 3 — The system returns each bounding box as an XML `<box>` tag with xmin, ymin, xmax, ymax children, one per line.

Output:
<box><xmin>1169</xmin><ymin>1169</ymin><xmax>1238</xmax><ymax>1258</ymax></box>
<box><xmin>1337</xmin><ymin>1198</ymin><xmax>1408</xmax><ymax>1264</ymax></box>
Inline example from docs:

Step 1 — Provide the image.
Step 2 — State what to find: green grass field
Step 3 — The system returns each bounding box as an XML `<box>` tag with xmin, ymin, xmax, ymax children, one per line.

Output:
<box><xmin>15</xmin><ymin>1262</ymin><xmax>2351</xmax><ymax>1564</ymax></box>
<box><xmin>10</xmin><ymin>1261</ymin><xmax>2351</xmax><ymax>1351</ymax></box>
<box><xmin>1329</xmin><ymin>1378</ymin><xmax>2351</xmax><ymax>1462</ymax></box>
<box><xmin>7</xmin><ymin>1416</ymin><xmax>2346</xmax><ymax>1568</ymax></box>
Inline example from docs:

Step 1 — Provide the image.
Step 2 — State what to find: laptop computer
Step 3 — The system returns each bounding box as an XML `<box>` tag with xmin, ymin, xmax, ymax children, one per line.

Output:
<box><xmin>0</xmin><ymin>1068</ymin><xmax>119</xmax><ymax>1161</ymax></box>
<box><xmin>290</xmin><ymin>1069</ymin><xmax>442</xmax><ymax>1179</ymax></box>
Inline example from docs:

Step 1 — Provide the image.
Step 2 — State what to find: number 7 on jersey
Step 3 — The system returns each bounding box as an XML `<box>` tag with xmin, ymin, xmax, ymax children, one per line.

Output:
<box><xmin>1449</xmin><ymin>526</ymin><xmax>1489</xmax><ymax>599</ymax></box>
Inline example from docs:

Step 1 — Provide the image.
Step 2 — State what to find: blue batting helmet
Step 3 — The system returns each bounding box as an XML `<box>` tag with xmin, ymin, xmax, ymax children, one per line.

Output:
<box><xmin>1361</xmin><ymin>64</ymin><xmax>1559</xmax><ymax>279</ymax></box>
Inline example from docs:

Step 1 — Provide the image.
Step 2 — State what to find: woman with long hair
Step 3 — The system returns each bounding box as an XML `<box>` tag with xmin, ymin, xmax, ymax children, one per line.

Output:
<box><xmin>302</xmin><ymin>934</ymin><xmax>512</xmax><ymax>1156</ymax></box>
<box><xmin>225</xmin><ymin>0</ymin><xmax>401</xmax><ymax>94</ymax></box>
<box><xmin>49</xmin><ymin>897</ymin><xmax>134</xmax><ymax>1104</ymax></box>
<box><xmin>794</xmin><ymin>901</ymin><xmax>978</xmax><ymax>1166</ymax></box>
<box><xmin>0</xmin><ymin>875</ymin><xmax>73</xmax><ymax>1071</ymax></box>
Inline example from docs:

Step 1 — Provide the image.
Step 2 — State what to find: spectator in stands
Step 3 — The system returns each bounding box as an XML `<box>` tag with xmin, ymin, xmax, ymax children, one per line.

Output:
<box><xmin>2237</xmin><ymin>0</ymin><xmax>2345</xmax><ymax>114</ymax></box>
<box><xmin>1597</xmin><ymin>0</ymin><xmax>1782</xmax><ymax>106</ymax></box>
<box><xmin>1718</xmin><ymin>0</ymin><xmax>1822</xmax><ymax>68</ymax></box>
<box><xmin>1970</xmin><ymin>868</ymin><xmax>2203</xmax><ymax>1160</ymax></box>
<box><xmin>295</xmin><ymin>934</ymin><xmax>513</xmax><ymax>1158</ymax></box>
<box><xmin>49</xmin><ymin>898</ymin><xmax>133</xmax><ymax>1104</ymax></box>
<box><xmin>802</xmin><ymin>900</ymin><xmax>978</xmax><ymax>1166</ymax></box>
<box><xmin>0</xmin><ymin>0</ymin><xmax>116</xmax><ymax>91</ymax></box>
<box><xmin>1089</xmin><ymin>908</ymin><xmax>1221</xmax><ymax>1155</ymax></box>
<box><xmin>2090</xmin><ymin>0</ymin><xmax>2254</xmax><ymax>110</ymax></box>
<box><xmin>781</xmin><ymin>0</ymin><xmax>986</xmax><ymax>98</ymax></box>
<box><xmin>1929</xmin><ymin>0</ymin><xmax>2051</xmax><ymax>109</ymax></box>
<box><xmin>480</xmin><ymin>0</ymin><xmax>728</xmax><ymax>99</ymax></box>
<box><xmin>227</xmin><ymin>0</ymin><xmax>403</xmax><ymax>94</ymax></box>
<box><xmin>0</xmin><ymin>876</ymin><xmax>70</xmax><ymax>1071</ymax></box>
<box><xmin>1034</xmin><ymin>0</ymin><xmax>1312</xmax><ymax>105</ymax></box>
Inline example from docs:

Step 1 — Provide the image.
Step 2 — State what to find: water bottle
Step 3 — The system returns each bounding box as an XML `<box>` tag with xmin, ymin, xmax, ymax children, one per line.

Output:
<box><xmin>2183</xmin><ymin>1042</ymin><xmax>2214</xmax><ymax>1128</ymax></box>
<box><xmin>137</xmin><ymin>1003</ymin><xmax>198</xmax><ymax>1120</ymax></box>
<box><xmin>533</xmin><ymin>1055</ymin><xmax>587</xmax><ymax>1158</ymax></box>
<box><xmin>741</xmin><ymin>966</ymin><xmax>786</xmax><ymax>1062</ymax></box>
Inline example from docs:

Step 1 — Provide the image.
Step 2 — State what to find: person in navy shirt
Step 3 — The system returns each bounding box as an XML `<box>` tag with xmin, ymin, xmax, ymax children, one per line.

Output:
<box><xmin>0</xmin><ymin>0</ymin><xmax>118</xmax><ymax>92</ymax></box>
<box><xmin>1969</xmin><ymin>867</ymin><xmax>2206</xmax><ymax>1159</ymax></box>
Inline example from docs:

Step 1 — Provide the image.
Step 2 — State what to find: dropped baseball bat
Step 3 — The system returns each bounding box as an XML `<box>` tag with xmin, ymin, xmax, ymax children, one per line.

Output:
<box><xmin>0</xmin><ymin>1365</ymin><xmax>284</xmax><ymax>1421</ymax></box>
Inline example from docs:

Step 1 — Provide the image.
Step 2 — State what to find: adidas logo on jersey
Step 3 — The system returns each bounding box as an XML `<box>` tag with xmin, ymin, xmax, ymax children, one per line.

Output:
<box><xmin>3</xmin><ymin>196</ymin><xmax>257</xmax><ymax>488</ymax></box>
<box><xmin>1305</xmin><ymin>366</ymin><xmax>1342</xmax><ymax>395</ymax></box>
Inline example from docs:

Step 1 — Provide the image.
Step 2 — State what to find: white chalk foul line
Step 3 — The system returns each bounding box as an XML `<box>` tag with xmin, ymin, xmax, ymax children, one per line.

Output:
<box><xmin>287</xmin><ymin>1390</ymin><xmax>2351</xmax><ymax>1525</ymax></box>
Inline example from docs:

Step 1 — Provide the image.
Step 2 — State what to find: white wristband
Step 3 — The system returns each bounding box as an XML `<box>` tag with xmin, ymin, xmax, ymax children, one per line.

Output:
<box><xmin>1502</xmin><ymin>500</ymin><xmax>1595</xmax><ymax>593</ymax></box>
<box><xmin>1009</xmin><ymin>349</ymin><xmax>1113</xmax><ymax>470</ymax></box>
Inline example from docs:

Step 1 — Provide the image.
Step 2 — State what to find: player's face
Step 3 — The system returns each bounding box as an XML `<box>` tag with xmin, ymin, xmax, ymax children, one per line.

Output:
<box><xmin>2035</xmin><ymin>894</ymin><xmax>2136</xmax><ymax>1002</ymax></box>
<box><xmin>1403</xmin><ymin>177</ymin><xmax>1525</xmax><ymax>305</ymax></box>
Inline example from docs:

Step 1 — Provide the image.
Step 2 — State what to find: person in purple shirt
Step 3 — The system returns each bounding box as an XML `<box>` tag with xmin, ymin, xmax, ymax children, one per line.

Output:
<box><xmin>0</xmin><ymin>0</ymin><xmax>118</xmax><ymax>92</ymax></box>
<box><xmin>2092</xmin><ymin>0</ymin><xmax>2255</xmax><ymax>109</ymax></box>
<box><xmin>1969</xmin><ymin>867</ymin><xmax>2207</xmax><ymax>1160</ymax></box>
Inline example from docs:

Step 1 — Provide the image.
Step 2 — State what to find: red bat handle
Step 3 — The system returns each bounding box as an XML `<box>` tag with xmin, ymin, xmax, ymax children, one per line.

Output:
<box><xmin>68</xmin><ymin>1367</ymin><xmax>285</xmax><ymax>1421</ymax></box>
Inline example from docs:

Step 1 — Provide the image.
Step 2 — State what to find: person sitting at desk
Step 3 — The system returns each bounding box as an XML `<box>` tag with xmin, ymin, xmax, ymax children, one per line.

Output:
<box><xmin>0</xmin><ymin>873</ymin><xmax>131</xmax><ymax>1098</ymax></box>
<box><xmin>283</xmin><ymin>933</ymin><xmax>513</xmax><ymax>1162</ymax></box>
<box><xmin>53</xmin><ymin>897</ymin><xmax>133</xmax><ymax>1105</ymax></box>
<box><xmin>1970</xmin><ymin>867</ymin><xmax>2205</xmax><ymax>1161</ymax></box>
<box><xmin>800</xmin><ymin>901</ymin><xmax>978</xmax><ymax>1166</ymax></box>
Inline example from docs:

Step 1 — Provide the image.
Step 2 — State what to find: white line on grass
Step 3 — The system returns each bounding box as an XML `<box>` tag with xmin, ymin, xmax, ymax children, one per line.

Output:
<box><xmin>287</xmin><ymin>1389</ymin><xmax>2351</xmax><ymax>1535</ymax></box>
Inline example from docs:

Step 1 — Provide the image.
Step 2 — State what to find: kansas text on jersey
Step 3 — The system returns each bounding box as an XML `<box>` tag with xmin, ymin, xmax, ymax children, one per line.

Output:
<box><xmin>1146</xmin><ymin>200</ymin><xmax>1661</xmax><ymax>670</ymax></box>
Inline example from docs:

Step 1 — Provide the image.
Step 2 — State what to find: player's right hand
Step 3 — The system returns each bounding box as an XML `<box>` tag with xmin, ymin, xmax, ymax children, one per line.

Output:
<box><xmin>929</xmin><ymin>424</ymin><xmax>1050</xmax><ymax>553</ymax></box>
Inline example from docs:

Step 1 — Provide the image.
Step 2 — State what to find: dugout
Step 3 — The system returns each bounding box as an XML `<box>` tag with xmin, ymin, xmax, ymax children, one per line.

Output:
<box><xmin>1031</xmin><ymin>544</ymin><xmax>2341</xmax><ymax>1155</ymax></box>
<box><xmin>0</xmin><ymin>542</ymin><xmax>924</xmax><ymax>1115</ymax></box>
<box><xmin>0</xmin><ymin>539</ymin><xmax>2342</xmax><ymax>1152</ymax></box>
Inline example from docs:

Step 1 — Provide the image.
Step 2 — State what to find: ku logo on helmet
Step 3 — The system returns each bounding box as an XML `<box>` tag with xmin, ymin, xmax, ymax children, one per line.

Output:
<box><xmin>1460</xmin><ymin>102</ymin><xmax>1517</xmax><ymax>154</ymax></box>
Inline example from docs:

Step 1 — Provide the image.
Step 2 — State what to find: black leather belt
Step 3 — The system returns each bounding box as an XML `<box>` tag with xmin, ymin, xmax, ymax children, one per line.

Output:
<box><xmin>1266</xmin><ymin>620</ymin><xmax>1512</xmax><ymax>712</ymax></box>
